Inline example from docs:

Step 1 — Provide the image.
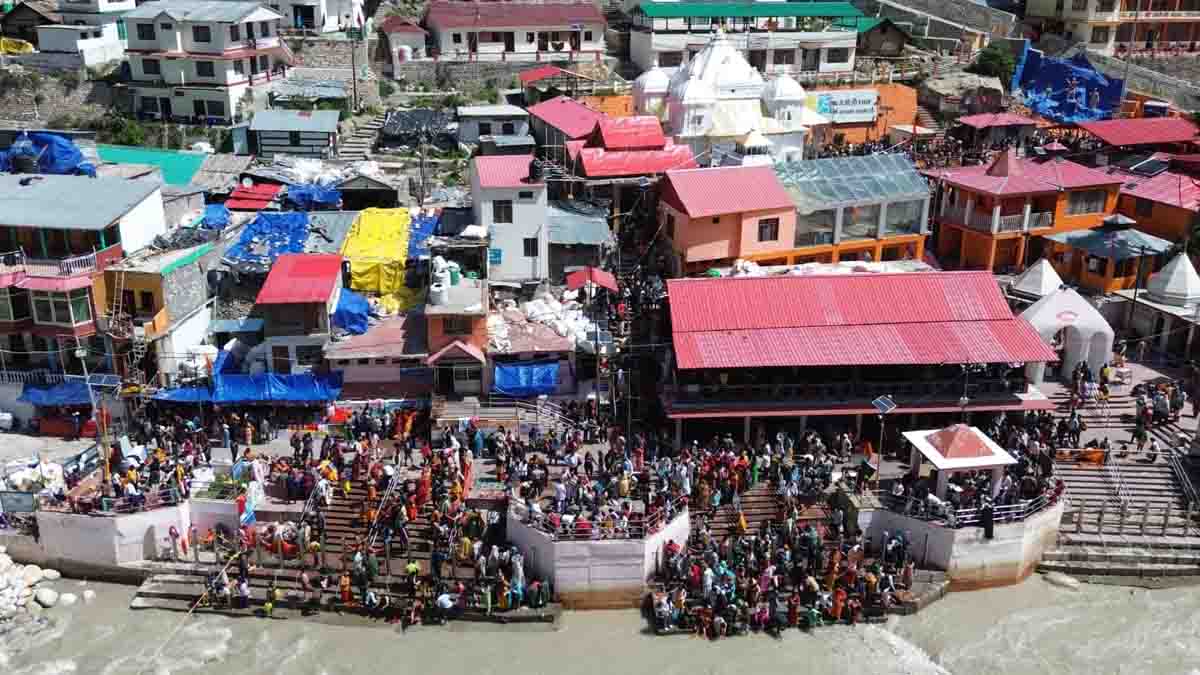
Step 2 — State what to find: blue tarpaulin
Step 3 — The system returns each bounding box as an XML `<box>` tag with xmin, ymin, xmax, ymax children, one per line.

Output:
<box><xmin>201</xmin><ymin>204</ymin><xmax>231</xmax><ymax>230</ymax></box>
<box><xmin>18</xmin><ymin>380</ymin><xmax>93</xmax><ymax>407</ymax></box>
<box><xmin>0</xmin><ymin>132</ymin><xmax>96</xmax><ymax>177</ymax></box>
<box><xmin>332</xmin><ymin>288</ymin><xmax>370</xmax><ymax>335</ymax></box>
<box><xmin>212</xmin><ymin>348</ymin><xmax>241</xmax><ymax>375</ymax></box>
<box><xmin>286</xmin><ymin>184</ymin><xmax>342</xmax><ymax>210</ymax></box>
<box><xmin>492</xmin><ymin>361</ymin><xmax>559</xmax><ymax>397</ymax></box>
<box><xmin>225</xmin><ymin>212</ymin><xmax>310</xmax><ymax>267</ymax></box>
<box><xmin>213</xmin><ymin>372</ymin><xmax>343</xmax><ymax>404</ymax></box>
<box><xmin>409</xmin><ymin>212</ymin><xmax>438</xmax><ymax>259</ymax></box>
<box><xmin>1014</xmin><ymin>46</ymin><xmax>1122</xmax><ymax>124</ymax></box>
<box><xmin>152</xmin><ymin>387</ymin><xmax>213</xmax><ymax>403</ymax></box>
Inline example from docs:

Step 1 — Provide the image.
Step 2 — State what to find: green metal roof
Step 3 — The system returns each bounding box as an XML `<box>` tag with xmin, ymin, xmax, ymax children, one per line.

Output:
<box><xmin>96</xmin><ymin>144</ymin><xmax>207</xmax><ymax>186</ymax></box>
<box><xmin>835</xmin><ymin>16</ymin><xmax>883</xmax><ymax>32</ymax></box>
<box><xmin>636</xmin><ymin>2</ymin><xmax>864</xmax><ymax>19</ymax></box>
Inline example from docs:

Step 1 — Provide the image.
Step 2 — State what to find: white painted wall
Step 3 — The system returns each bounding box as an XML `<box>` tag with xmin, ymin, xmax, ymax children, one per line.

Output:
<box><xmin>642</xmin><ymin>508</ymin><xmax>689</xmax><ymax>581</ymax></box>
<box><xmin>158</xmin><ymin>304</ymin><xmax>212</xmax><ymax>382</ymax></box>
<box><xmin>470</xmin><ymin>176</ymin><xmax>549</xmax><ymax>281</ymax></box>
<box><xmin>431</xmin><ymin>23</ymin><xmax>605</xmax><ymax>61</ymax></box>
<box><xmin>189</xmin><ymin>498</ymin><xmax>240</xmax><ymax>538</ymax></box>
<box><xmin>117</xmin><ymin>188</ymin><xmax>168</xmax><ymax>255</ymax></box>
<box><xmin>0</xmin><ymin>382</ymin><xmax>37</xmax><ymax>426</ymax></box>
<box><xmin>458</xmin><ymin>116</ymin><xmax>531</xmax><ymax>144</ymax></box>
<box><xmin>130</xmin><ymin>82</ymin><xmax>250</xmax><ymax>123</ymax></box>
<box><xmin>35</xmin><ymin>501</ymin><xmax>192</xmax><ymax>568</ymax></box>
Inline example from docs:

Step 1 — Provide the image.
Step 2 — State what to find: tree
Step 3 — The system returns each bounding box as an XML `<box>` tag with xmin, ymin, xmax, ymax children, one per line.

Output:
<box><xmin>967</xmin><ymin>43</ymin><xmax>1017</xmax><ymax>86</ymax></box>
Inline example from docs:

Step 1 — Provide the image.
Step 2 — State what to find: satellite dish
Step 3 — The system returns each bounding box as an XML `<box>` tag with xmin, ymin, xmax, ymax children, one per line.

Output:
<box><xmin>241</xmin><ymin>177</ymin><xmax>254</xmax><ymax>188</ymax></box>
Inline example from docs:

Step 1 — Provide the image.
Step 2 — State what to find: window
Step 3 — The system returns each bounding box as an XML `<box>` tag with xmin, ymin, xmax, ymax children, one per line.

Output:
<box><xmin>757</xmin><ymin>217</ymin><xmax>780</xmax><ymax>242</ymax></box>
<box><xmin>492</xmin><ymin>199</ymin><xmax>513</xmax><ymax>223</ymax></box>
<box><xmin>258</xmin><ymin>55</ymin><xmax>269</xmax><ymax>72</ymax></box>
<box><xmin>526</xmin><ymin>32</ymin><xmax>535</xmax><ymax>43</ymax></box>
<box><xmin>136</xmin><ymin>23</ymin><xmax>155</xmax><ymax>40</ymax></box>
<box><xmin>289</xmin><ymin>131</ymin><xmax>301</xmax><ymax>145</ymax></box>
<box><xmin>0</xmin><ymin>288</ymin><xmax>29</xmax><ymax>322</ymax></box>
<box><xmin>825</xmin><ymin>48</ymin><xmax>850</xmax><ymax>64</ymax></box>
<box><xmin>523</xmin><ymin>237</ymin><xmax>538</xmax><ymax>257</ymax></box>
<box><xmin>193</xmin><ymin>100</ymin><xmax>206</xmax><ymax>118</ymax></box>
<box><xmin>501</xmin><ymin>122</ymin><xmax>515</xmax><ymax>135</ymax></box>
<box><xmin>230</xmin><ymin>25</ymin><xmax>240</xmax><ymax>41</ymax></box>
<box><xmin>773</xmin><ymin>49</ymin><xmax>795</xmax><ymax>66</ymax></box>
<box><xmin>142</xmin><ymin>58</ymin><xmax>160</xmax><ymax>75</ymax></box>
<box><xmin>443</xmin><ymin>316</ymin><xmax>471</xmax><ymax>335</ymax></box>
<box><xmin>1091</xmin><ymin>26</ymin><xmax>1110</xmax><ymax>44</ymax></box>
<box><xmin>478</xmin><ymin>122</ymin><xmax>493</xmax><ymax>136</ymax></box>
<box><xmin>33</xmin><ymin>290</ymin><xmax>89</xmax><ymax>326</ymax></box>
<box><xmin>233</xmin><ymin>58</ymin><xmax>244</xmax><ymax>75</ymax></box>
<box><xmin>452</xmin><ymin>32</ymin><xmax>462</xmax><ymax>44</ymax></box>
<box><xmin>1066</xmin><ymin>189</ymin><xmax>1107</xmax><ymax>215</ymax></box>
<box><xmin>259</xmin><ymin>21</ymin><xmax>270</xmax><ymax>37</ymax></box>
<box><xmin>1135</xmin><ymin>197</ymin><xmax>1154</xmax><ymax>217</ymax></box>
<box><xmin>206</xmin><ymin>100</ymin><xmax>225</xmax><ymax>118</ymax></box>
<box><xmin>296</xmin><ymin>345</ymin><xmax>323</xmax><ymax>366</ymax></box>
<box><xmin>1098</xmin><ymin>0</ymin><xmax>1115</xmax><ymax>10</ymax></box>
<box><xmin>141</xmin><ymin>96</ymin><xmax>159</xmax><ymax>112</ymax></box>
<box><xmin>658</xmin><ymin>51</ymin><xmax>682</xmax><ymax>67</ymax></box>
<box><xmin>196</xmin><ymin>60</ymin><xmax>215</xmax><ymax>77</ymax></box>
<box><xmin>843</xmin><ymin>203</ymin><xmax>880</xmax><ymax>240</ymax></box>
<box><xmin>1072</xmin><ymin>0</ymin><xmax>1088</xmax><ymax>9</ymax></box>
<box><xmin>551</xmin><ymin>31</ymin><xmax>560</xmax><ymax>41</ymax></box>
<box><xmin>139</xmin><ymin>291</ymin><xmax>155</xmax><ymax>312</ymax></box>
<box><xmin>883</xmin><ymin>199</ymin><xmax>923</xmax><ymax>235</ymax></box>
<box><xmin>192</xmin><ymin>25</ymin><xmax>211</xmax><ymax>42</ymax></box>
<box><xmin>711</xmin><ymin>217</ymin><xmax>720</xmax><ymax>224</ymax></box>
<box><xmin>518</xmin><ymin>191</ymin><xmax>534</xmax><ymax>200</ymax></box>
<box><xmin>584</xmin><ymin>30</ymin><xmax>593</xmax><ymax>41</ymax></box>
<box><xmin>160</xmin><ymin>23</ymin><xmax>173</xmax><ymax>30</ymax></box>
<box><xmin>246</xmin><ymin>21</ymin><xmax>254</xmax><ymax>38</ymax></box>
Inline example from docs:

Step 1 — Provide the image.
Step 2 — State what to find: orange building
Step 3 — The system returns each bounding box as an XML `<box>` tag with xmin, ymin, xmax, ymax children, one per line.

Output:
<box><xmin>425</xmin><ymin>277</ymin><xmax>489</xmax><ymax>396</ymax></box>
<box><xmin>1113</xmin><ymin>154</ymin><xmax>1200</xmax><ymax>244</ymax></box>
<box><xmin>932</xmin><ymin>150</ymin><xmax>1123</xmax><ymax>274</ymax></box>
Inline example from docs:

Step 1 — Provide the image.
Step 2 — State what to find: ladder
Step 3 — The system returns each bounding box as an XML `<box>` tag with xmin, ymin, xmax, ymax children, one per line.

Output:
<box><xmin>108</xmin><ymin>269</ymin><xmax>129</xmax><ymax>338</ymax></box>
<box><xmin>127</xmin><ymin>325</ymin><xmax>147</xmax><ymax>386</ymax></box>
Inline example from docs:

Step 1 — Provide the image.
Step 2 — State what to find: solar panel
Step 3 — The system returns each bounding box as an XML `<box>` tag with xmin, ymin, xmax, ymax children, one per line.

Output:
<box><xmin>1130</xmin><ymin>158</ymin><xmax>1169</xmax><ymax>177</ymax></box>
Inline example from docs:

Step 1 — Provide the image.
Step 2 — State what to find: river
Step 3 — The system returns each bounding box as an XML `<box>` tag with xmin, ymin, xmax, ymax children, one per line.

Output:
<box><xmin>2</xmin><ymin>575</ymin><xmax>1198</xmax><ymax>675</ymax></box>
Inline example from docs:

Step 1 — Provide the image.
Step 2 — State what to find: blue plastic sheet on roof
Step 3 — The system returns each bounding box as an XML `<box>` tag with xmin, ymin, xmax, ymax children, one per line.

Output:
<box><xmin>408</xmin><ymin>212</ymin><xmax>438</xmax><ymax>259</ymax></box>
<box><xmin>1014</xmin><ymin>45</ymin><xmax>1122</xmax><ymax>124</ymax></box>
<box><xmin>201</xmin><ymin>204</ymin><xmax>231</xmax><ymax>230</ymax></box>
<box><xmin>212</xmin><ymin>348</ymin><xmax>240</xmax><ymax>375</ymax></box>
<box><xmin>286</xmin><ymin>184</ymin><xmax>342</xmax><ymax>210</ymax></box>
<box><xmin>152</xmin><ymin>387</ymin><xmax>213</xmax><ymax>403</ymax></box>
<box><xmin>0</xmin><ymin>132</ymin><xmax>96</xmax><ymax>177</ymax></box>
<box><xmin>213</xmin><ymin>372</ymin><xmax>343</xmax><ymax>404</ymax></box>
<box><xmin>18</xmin><ymin>380</ymin><xmax>93</xmax><ymax>407</ymax></box>
<box><xmin>332</xmin><ymin>288</ymin><xmax>370</xmax><ymax>335</ymax></box>
<box><xmin>492</xmin><ymin>361</ymin><xmax>559</xmax><ymax>398</ymax></box>
<box><xmin>225</xmin><ymin>212</ymin><xmax>310</xmax><ymax>267</ymax></box>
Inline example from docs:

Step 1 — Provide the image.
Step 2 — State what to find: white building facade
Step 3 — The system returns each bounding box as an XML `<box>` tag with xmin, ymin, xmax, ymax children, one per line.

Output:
<box><xmin>470</xmin><ymin>156</ymin><xmax>551</xmax><ymax>282</ymax></box>
<box><xmin>266</xmin><ymin>0</ymin><xmax>362</xmax><ymax>33</ymax></box>
<box><xmin>423</xmin><ymin>0</ymin><xmax>606</xmax><ymax>63</ymax></box>
<box><xmin>123</xmin><ymin>0</ymin><xmax>286</xmax><ymax>124</ymax></box>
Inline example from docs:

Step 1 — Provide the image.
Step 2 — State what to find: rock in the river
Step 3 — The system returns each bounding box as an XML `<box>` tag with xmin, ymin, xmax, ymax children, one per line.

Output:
<box><xmin>0</xmin><ymin>544</ymin><xmax>7</xmax><ymax>554</ymax></box>
<box><xmin>57</xmin><ymin>592</ymin><xmax>78</xmax><ymax>607</ymax></box>
<box><xmin>34</xmin><ymin>588</ymin><xmax>59</xmax><ymax>608</ymax></box>
<box><xmin>82</xmin><ymin>589</ymin><xmax>96</xmax><ymax>603</ymax></box>
<box><xmin>21</xmin><ymin>565</ymin><xmax>43</xmax><ymax>587</ymax></box>
<box><xmin>0</xmin><ymin>553</ymin><xmax>12</xmax><ymax>573</ymax></box>
<box><xmin>41</xmin><ymin>569</ymin><xmax>61</xmax><ymax>582</ymax></box>
<box><xmin>1043</xmin><ymin>571</ymin><xmax>1080</xmax><ymax>590</ymax></box>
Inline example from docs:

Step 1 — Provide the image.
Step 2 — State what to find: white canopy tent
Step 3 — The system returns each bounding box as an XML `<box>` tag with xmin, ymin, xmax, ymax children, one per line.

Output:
<box><xmin>1020</xmin><ymin>287</ymin><xmax>1114</xmax><ymax>379</ymax></box>
<box><xmin>1145</xmin><ymin>252</ymin><xmax>1200</xmax><ymax>307</ymax></box>
<box><xmin>1009</xmin><ymin>258</ymin><xmax>1064</xmax><ymax>299</ymax></box>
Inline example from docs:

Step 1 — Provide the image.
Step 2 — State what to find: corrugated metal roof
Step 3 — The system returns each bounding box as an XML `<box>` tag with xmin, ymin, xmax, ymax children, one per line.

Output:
<box><xmin>324</xmin><ymin>313</ymin><xmax>428</xmax><ymax>359</ymax></box>
<box><xmin>256</xmin><ymin>253</ymin><xmax>342</xmax><ymax>304</ymax></box>
<box><xmin>547</xmin><ymin>202</ymin><xmax>611</xmax><ymax>245</ymax></box>
<box><xmin>519</xmin><ymin>65</ymin><xmax>569</xmax><ymax>85</ymax></box>
<box><xmin>527</xmin><ymin>96</ymin><xmax>606</xmax><ymax>139</ymax></box>
<box><xmin>425</xmin><ymin>0</ymin><xmax>605</xmax><ymax>29</ymax></box>
<box><xmin>211</xmin><ymin>318</ymin><xmax>265</xmax><ymax>333</ymax></box>
<box><xmin>956</xmin><ymin>112</ymin><xmax>1038</xmax><ymax>129</ymax></box>
<box><xmin>124</xmin><ymin>0</ymin><xmax>278</xmax><ymax>22</ymax></box>
<box><xmin>637</xmin><ymin>2</ymin><xmax>863</xmax><ymax>18</ymax></box>
<box><xmin>1044</xmin><ymin>227</ymin><xmax>1172</xmax><ymax>261</ymax></box>
<box><xmin>456</xmin><ymin>105</ymin><xmax>528</xmax><ymax>118</ymax></box>
<box><xmin>594</xmin><ymin>116</ymin><xmax>665</xmax><ymax>151</ymax></box>
<box><xmin>1078</xmin><ymin>117</ymin><xmax>1200</xmax><ymax>147</ymax></box>
<box><xmin>304</xmin><ymin>211</ymin><xmax>359</xmax><ymax>254</ymax></box>
<box><xmin>668</xmin><ymin>271</ymin><xmax>1057</xmax><ymax>369</ymax></box>
<box><xmin>578</xmin><ymin>144</ymin><xmax>696</xmax><ymax>177</ymax></box>
<box><xmin>1119</xmin><ymin>167</ymin><xmax>1200</xmax><ymax>212</ymax></box>
<box><xmin>0</xmin><ymin>175</ymin><xmax>158</xmax><ymax>231</ymax></box>
<box><xmin>931</xmin><ymin>152</ymin><xmax>1120</xmax><ymax>197</ymax></box>
<box><xmin>379</xmin><ymin>15</ymin><xmax>427</xmax><ymax>34</ymax></box>
<box><xmin>250</xmin><ymin>109</ymin><xmax>339</xmax><ymax>133</ymax></box>
<box><xmin>473</xmin><ymin>154</ymin><xmax>542</xmax><ymax>188</ymax></box>
<box><xmin>662</xmin><ymin>166</ymin><xmax>794</xmax><ymax>218</ymax></box>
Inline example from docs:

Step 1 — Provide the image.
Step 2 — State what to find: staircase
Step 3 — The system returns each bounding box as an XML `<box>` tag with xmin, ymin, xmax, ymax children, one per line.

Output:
<box><xmin>690</xmin><ymin>481</ymin><xmax>781</xmax><ymax>542</ymax></box>
<box><xmin>338</xmin><ymin>113</ymin><xmax>384</xmax><ymax>161</ymax></box>
<box><xmin>914</xmin><ymin>104</ymin><xmax>944</xmax><ymax>140</ymax></box>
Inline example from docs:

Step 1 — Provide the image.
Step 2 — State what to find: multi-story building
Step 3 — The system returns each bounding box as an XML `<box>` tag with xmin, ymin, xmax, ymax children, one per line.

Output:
<box><xmin>1027</xmin><ymin>0</ymin><xmax>1200</xmax><ymax>56</ymax></box>
<box><xmin>266</xmin><ymin>0</ymin><xmax>362</xmax><ymax>33</ymax></box>
<box><xmin>470</xmin><ymin>154</ymin><xmax>549</xmax><ymax>282</ymax></box>
<box><xmin>423</xmin><ymin>0</ymin><xmax>606</xmax><ymax>63</ymax></box>
<box><xmin>122</xmin><ymin>0</ymin><xmax>287</xmax><ymax>124</ymax></box>
<box><xmin>0</xmin><ymin>174</ymin><xmax>166</xmax><ymax>399</ymax></box>
<box><xmin>627</xmin><ymin>1</ymin><xmax>860</xmax><ymax>78</ymax></box>
<box><xmin>57</xmin><ymin>0</ymin><xmax>134</xmax><ymax>36</ymax></box>
<box><xmin>245</xmin><ymin>253</ymin><xmax>343</xmax><ymax>375</ymax></box>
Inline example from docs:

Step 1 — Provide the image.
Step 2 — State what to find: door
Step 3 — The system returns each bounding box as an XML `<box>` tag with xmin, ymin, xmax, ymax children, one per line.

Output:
<box><xmin>503</xmin><ymin>32</ymin><xmax>515</xmax><ymax>52</ymax></box>
<box><xmin>468</xmin><ymin>32</ymin><xmax>478</xmax><ymax>53</ymax></box>
<box><xmin>272</xmin><ymin>345</ymin><xmax>291</xmax><ymax>374</ymax></box>
<box><xmin>121</xmin><ymin>290</ymin><xmax>135</xmax><ymax>316</ymax></box>
<box><xmin>749</xmin><ymin>50</ymin><xmax>767</xmax><ymax>72</ymax></box>
<box><xmin>159</xmin><ymin>97</ymin><xmax>172</xmax><ymax>120</ymax></box>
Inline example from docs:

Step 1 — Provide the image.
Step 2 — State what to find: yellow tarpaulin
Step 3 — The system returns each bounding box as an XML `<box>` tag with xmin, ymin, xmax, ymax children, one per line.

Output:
<box><xmin>341</xmin><ymin>207</ymin><xmax>424</xmax><ymax>312</ymax></box>
<box><xmin>0</xmin><ymin>38</ymin><xmax>34</xmax><ymax>55</ymax></box>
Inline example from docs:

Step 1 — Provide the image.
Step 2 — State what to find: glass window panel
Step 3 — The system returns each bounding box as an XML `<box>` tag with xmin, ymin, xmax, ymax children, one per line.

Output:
<box><xmin>70</xmin><ymin>289</ymin><xmax>91</xmax><ymax>324</ymax></box>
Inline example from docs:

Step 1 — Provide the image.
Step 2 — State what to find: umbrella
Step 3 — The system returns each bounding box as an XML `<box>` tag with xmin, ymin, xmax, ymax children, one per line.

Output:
<box><xmin>1103</xmin><ymin>213</ymin><xmax>1137</xmax><ymax>226</ymax></box>
<box><xmin>565</xmin><ymin>266</ymin><xmax>618</xmax><ymax>293</ymax></box>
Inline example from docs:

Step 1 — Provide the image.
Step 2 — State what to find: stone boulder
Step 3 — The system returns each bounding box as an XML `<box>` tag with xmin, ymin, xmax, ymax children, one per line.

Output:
<box><xmin>34</xmin><ymin>587</ymin><xmax>59</xmax><ymax>608</ymax></box>
<box><xmin>41</xmin><ymin>569</ymin><xmax>61</xmax><ymax>581</ymax></box>
<box><xmin>58</xmin><ymin>592</ymin><xmax>78</xmax><ymax>607</ymax></box>
<box><xmin>0</xmin><ymin>552</ymin><xmax>12</xmax><ymax>573</ymax></box>
<box><xmin>82</xmin><ymin>589</ymin><xmax>96</xmax><ymax>603</ymax></box>
<box><xmin>21</xmin><ymin>565</ymin><xmax>43</xmax><ymax>587</ymax></box>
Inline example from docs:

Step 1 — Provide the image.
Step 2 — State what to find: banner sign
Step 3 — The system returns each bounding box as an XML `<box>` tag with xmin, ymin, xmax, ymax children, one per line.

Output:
<box><xmin>808</xmin><ymin>90</ymin><xmax>879</xmax><ymax>123</ymax></box>
<box><xmin>0</xmin><ymin>491</ymin><xmax>37</xmax><ymax>513</ymax></box>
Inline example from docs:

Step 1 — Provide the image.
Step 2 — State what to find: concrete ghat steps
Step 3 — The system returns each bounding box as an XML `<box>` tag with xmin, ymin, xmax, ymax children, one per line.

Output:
<box><xmin>1037</xmin><ymin>559</ymin><xmax>1200</xmax><ymax>577</ymax></box>
<box><xmin>1042</xmin><ymin>546</ymin><xmax>1200</xmax><ymax>565</ymax></box>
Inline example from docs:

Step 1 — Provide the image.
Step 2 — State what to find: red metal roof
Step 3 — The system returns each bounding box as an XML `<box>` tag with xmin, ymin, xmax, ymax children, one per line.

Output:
<box><xmin>519</xmin><ymin>65</ymin><xmax>568</xmax><ymax>85</ymax></box>
<box><xmin>928</xmin><ymin>424</ymin><xmax>994</xmax><ymax>459</ymax></box>
<box><xmin>1118</xmin><ymin>167</ymin><xmax>1200</xmax><ymax>212</ymax></box>
<box><xmin>593</xmin><ymin>116</ymin><xmax>666</xmax><ymax>151</ymax></box>
<box><xmin>661</xmin><ymin>166</ymin><xmax>794</xmax><ymax>218</ymax></box>
<box><xmin>956</xmin><ymin>112</ymin><xmax>1038</xmax><ymax>129</ymax></box>
<box><xmin>324</xmin><ymin>314</ymin><xmax>427</xmax><ymax>359</ymax></box>
<box><xmin>565</xmin><ymin>266</ymin><xmax>617</xmax><ymax>292</ymax></box>
<box><xmin>668</xmin><ymin>272</ymin><xmax>1057</xmax><ymax>369</ymax></box>
<box><xmin>578</xmin><ymin>144</ymin><xmax>697</xmax><ymax>177</ymax></box>
<box><xmin>932</xmin><ymin>151</ymin><xmax>1121</xmax><ymax>197</ymax></box>
<box><xmin>226</xmin><ymin>183</ymin><xmax>281</xmax><ymax>211</ymax></box>
<box><xmin>425</xmin><ymin>1</ymin><xmax>605</xmax><ymax>30</ymax></box>
<box><xmin>379</xmin><ymin>15</ymin><xmax>427</xmax><ymax>33</ymax></box>
<box><xmin>527</xmin><ymin>95</ymin><xmax>606</xmax><ymax>139</ymax></box>
<box><xmin>256</xmin><ymin>254</ymin><xmax>342</xmax><ymax>305</ymax></box>
<box><xmin>16</xmin><ymin>275</ymin><xmax>93</xmax><ymax>292</ymax></box>
<box><xmin>473</xmin><ymin>154</ymin><xmax>542</xmax><ymax>189</ymax></box>
<box><xmin>1078</xmin><ymin>117</ymin><xmax>1200</xmax><ymax>147</ymax></box>
<box><xmin>426</xmin><ymin>339</ymin><xmax>486</xmax><ymax>365</ymax></box>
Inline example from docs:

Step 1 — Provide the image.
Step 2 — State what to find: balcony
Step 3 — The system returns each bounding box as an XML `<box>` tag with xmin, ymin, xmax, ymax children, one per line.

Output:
<box><xmin>942</xmin><ymin>206</ymin><xmax>1054</xmax><ymax>233</ymax></box>
<box><xmin>668</xmin><ymin>376</ymin><xmax>1027</xmax><ymax>407</ymax></box>
<box><xmin>1118</xmin><ymin>9</ymin><xmax>1200</xmax><ymax>18</ymax></box>
<box><xmin>0</xmin><ymin>244</ymin><xmax>122</xmax><ymax>280</ymax></box>
<box><xmin>241</xmin><ymin>36</ymin><xmax>280</xmax><ymax>50</ymax></box>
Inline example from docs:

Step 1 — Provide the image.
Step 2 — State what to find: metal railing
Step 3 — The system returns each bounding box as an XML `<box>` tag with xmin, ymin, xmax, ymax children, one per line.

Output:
<box><xmin>670</xmin><ymin>376</ymin><xmax>1024</xmax><ymax>404</ymax></box>
<box><xmin>0</xmin><ymin>245</ymin><xmax>120</xmax><ymax>278</ymax></box>
<box><xmin>0</xmin><ymin>369</ymin><xmax>66</xmax><ymax>384</ymax></box>
<box><xmin>886</xmin><ymin>488</ymin><xmax>1061</xmax><ymax>528</ymax></box>
<box><xmin>509</xmin><ymin>496</ymin><xmax>687</xmax><ymax>542</ymax></box>
<box><xmin>1105</xmin><ymin>458</ymin><xmax>1131</xmax><ymax>507</ymax></box>
<box><xmin>1168</xmin><ymin>451</ymin><xmax>1198</xmax><ymax>509</ymax></box>
<box><xmin>942</xmin><ymin>205</ymin><xmax>996</xmax><ymax>232</ymax></box>
<box><xmin>99</xmin><ymin>484</ymin><xmax>182</xmax><ymax>515</ymax></box>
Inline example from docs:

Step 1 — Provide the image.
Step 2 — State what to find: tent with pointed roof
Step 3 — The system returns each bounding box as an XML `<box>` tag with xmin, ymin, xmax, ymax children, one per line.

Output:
<box><xmin>1145</xmin><ymin>252</ymin><xmax>1200</xmax><ymax>308</ymax></box>
<box><xmin>1020</xmin><ymin>287</ymin><xmax>1113</xmax><ymax>374</ymax></box>
<box><xmin>1010</xmin><ymin>258</ymin><xmax>1064</xmax><ymax>299</ymax></box>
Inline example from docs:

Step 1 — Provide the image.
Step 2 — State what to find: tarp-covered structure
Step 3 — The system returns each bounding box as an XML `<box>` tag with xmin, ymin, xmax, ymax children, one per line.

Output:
<box><xmin>201</xmin><ymin>204</ymin><xmax>231</xmax><ymax>230</ymax></box>
<box><xmin>225</xmin><ymin>212</ymin><xmax>310</xmax><ymax>273</ymax></box>
<box><xmin>1020</xmin><ymin>287</ymin><xmax>1113</xmax><ymax>375</ymax></box>
<box><xmin>0</xmin><ymin>132</ymin><xmax>97</xmax><ymax>177</ymax></box>
<box><xmin>333</xmin><ymin>287</ymin><xmax>370</xmax><ymax>335</ymax></box>
<box><xmin>492</xmin><ymin>361</ymin><xmax>559</xmax><ymax>397</ymax></box>
<box><xmin>341</xmin><ymin>207</ymin><xmax>423</xmax><ymax>311</ymax></box>
<box><xmin>1013</xmin><ymin>45</ymin><xmax>1122</xmax><ymax>124</ymax></box>
<box><xmin>153</xmin><ymin>372</ymin><xmax>344</xmax><ymax>404</ymax></box>
<box><xmin>18</xmin><ymin>380</ymin><xmax>92</xmax><ymax>407</ymax></box>
<box><xmin>286</xmin><ymin>184</ymin><xmax>342</xmax><ymax>210</ymax></box>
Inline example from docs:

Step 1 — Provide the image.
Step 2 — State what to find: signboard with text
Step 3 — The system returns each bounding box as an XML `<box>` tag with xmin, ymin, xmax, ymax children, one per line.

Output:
<box><xmin>808</xmin><ymin>90</ymin><xmax>879</xmax><ymax>124</ymax></box>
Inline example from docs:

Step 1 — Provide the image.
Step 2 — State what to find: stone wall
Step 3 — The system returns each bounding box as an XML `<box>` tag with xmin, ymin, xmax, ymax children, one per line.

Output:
<box><xmin>285</xmin><ymin>37</ymin><xmax>382</xmax><ymax>109</ymax></box>
<box><xmin>0</xmin><ymin>76</ymin><xmax>111</xmax><ymax>125</ymax></box>
<box><xmin>391</xmin><ymin>60</ymin><xmax>531</xmax><ymax>89</ymax></box>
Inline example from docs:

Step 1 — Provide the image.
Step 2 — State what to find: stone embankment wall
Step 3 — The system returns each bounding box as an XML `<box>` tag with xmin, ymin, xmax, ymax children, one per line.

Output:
<box><xmin>0</xmin><ymin>78</ymin><xmax>111</xmax><ymax>125</ymax></box>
